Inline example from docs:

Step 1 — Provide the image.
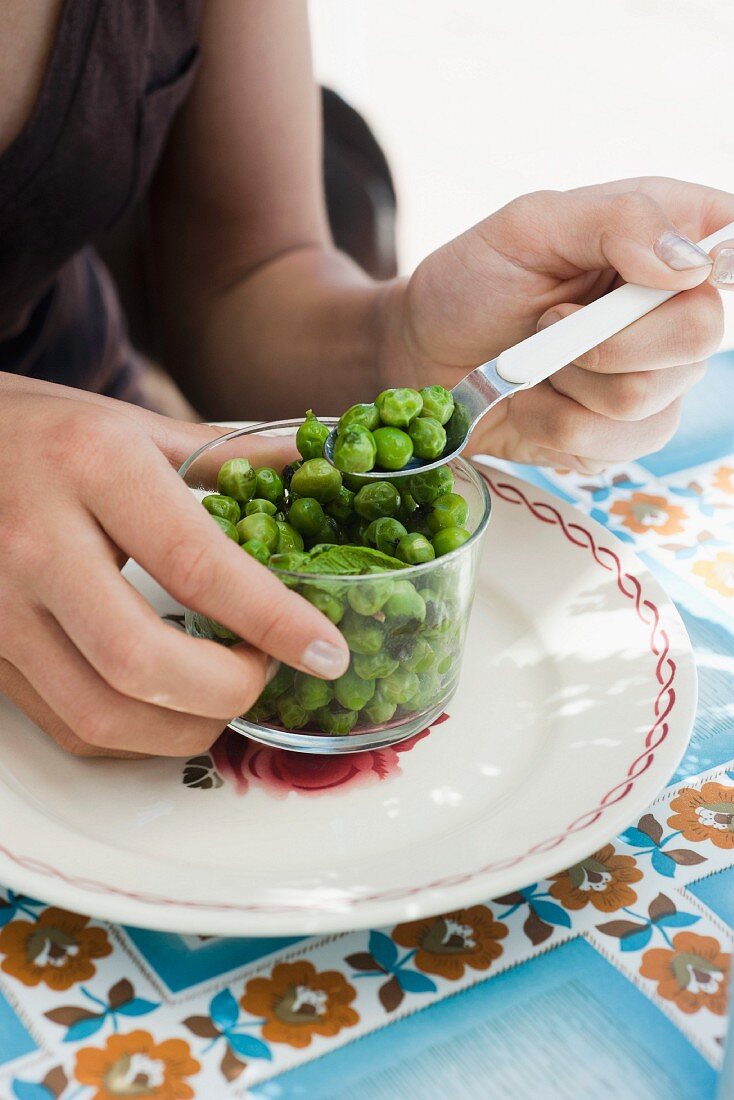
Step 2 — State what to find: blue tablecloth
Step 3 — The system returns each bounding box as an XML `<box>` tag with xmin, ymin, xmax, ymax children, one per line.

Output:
<box><xmin>1</xmin><ymin>355</ymin><xmax>733</xmax><ymax>1099</ymax></box>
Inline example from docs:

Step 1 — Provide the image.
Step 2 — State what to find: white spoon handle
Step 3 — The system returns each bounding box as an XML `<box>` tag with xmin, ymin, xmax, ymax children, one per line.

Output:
<box><xmin>496</xmin><ymin>221</ymin><xmax>734</xmax><ymax>386</ymax></box>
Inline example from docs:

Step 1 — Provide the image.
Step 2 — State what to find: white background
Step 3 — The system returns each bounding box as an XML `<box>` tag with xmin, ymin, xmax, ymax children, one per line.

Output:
<box><xmin>309</xmin><ymin>0</ymin><xmax>734</xmax><ymax>346</ymax></box>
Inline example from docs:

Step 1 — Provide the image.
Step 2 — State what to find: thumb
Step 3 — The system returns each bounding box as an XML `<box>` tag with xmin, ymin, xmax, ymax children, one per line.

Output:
<box><xmin>507</xmin><ymin>189</ymin><xmax>714</xmax><ymax>291</ymax></box>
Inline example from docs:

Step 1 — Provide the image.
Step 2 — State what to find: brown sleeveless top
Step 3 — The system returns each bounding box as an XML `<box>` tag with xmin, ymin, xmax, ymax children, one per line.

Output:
<box><xmin>0</xmin><ymin>0</ymin><xmax>203</xmax><ymax>402</ymax></box>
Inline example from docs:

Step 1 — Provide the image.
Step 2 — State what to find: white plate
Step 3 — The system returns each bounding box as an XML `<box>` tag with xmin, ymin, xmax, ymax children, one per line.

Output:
<box><xmin>0</xmin><ymin>466</ymin><xmax>696</xmax><ymax>936</ymax></box>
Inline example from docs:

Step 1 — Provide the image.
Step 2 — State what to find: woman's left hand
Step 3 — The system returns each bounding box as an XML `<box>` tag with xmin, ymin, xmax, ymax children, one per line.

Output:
<box><xmin>381</xmin><ymin>177</ymin><xmax>734</xmax><ymax>472</ymax></box>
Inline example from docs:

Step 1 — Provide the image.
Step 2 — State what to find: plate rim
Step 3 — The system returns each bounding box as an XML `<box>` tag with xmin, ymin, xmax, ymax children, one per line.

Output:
<box><xmin>0</xmin><ymin>465</ymin><xmax>697</xmax><ymax>935</ymax></box>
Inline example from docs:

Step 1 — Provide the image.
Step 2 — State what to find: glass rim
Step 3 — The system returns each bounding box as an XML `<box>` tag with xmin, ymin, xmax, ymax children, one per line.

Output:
<box><xmin>179</xmin><ymin>418</ymin><xmax>492</xmax><ymax>582</ymax></box>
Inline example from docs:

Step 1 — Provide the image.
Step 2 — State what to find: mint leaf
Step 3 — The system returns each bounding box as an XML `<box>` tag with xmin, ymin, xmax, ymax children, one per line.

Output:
<box><xmin>297</xmin><ymin>546</ymin><xmax>407</xmax><ymax>575</ymax></box>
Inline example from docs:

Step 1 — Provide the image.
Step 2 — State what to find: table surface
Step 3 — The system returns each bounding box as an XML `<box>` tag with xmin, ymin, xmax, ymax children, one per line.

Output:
<box><xmin>1</xmin><ymin>357</ymin><xmax>733</xmax><ymax>1100</ymax></box>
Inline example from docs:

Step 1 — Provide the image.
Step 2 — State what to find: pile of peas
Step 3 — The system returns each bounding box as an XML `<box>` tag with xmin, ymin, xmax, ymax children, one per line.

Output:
<box><xmin>332</xmin><ymin>384</ymin><xmax>455</xmax><ymax>473</ymax></box>
<box><xmin>194</xmin><ymin>395</ymin><xmax>472</xmax><ymax>734</ymax></box>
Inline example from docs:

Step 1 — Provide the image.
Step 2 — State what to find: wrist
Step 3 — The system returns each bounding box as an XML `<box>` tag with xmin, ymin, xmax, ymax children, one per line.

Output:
<box><xmin>372</xmin><ymin>276</ymin><xmax>422</xmax><ymax>390</ymax></box>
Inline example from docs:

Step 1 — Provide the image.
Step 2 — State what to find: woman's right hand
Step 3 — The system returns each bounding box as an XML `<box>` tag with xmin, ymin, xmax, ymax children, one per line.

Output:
<box><xmin>0</xmin><ymin>375</ymin><xmax>349</xmax><ymax>757</ymax></box>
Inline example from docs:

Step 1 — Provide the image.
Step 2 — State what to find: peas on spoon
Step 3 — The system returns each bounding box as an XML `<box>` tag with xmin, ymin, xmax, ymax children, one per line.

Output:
<box><xmin>323</xmin><ymin>219</ymin><xmax>734</xmax><ymax>480</ymax></box>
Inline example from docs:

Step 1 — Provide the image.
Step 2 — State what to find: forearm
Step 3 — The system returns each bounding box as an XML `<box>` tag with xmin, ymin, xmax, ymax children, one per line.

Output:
<box><xmin>158</xmin><ymin>242</ymin><xmax>406</xmax><ymax>420</ymax></box>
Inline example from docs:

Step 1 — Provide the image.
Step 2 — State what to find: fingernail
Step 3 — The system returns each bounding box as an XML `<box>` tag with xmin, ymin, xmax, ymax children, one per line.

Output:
<box><xmin>712</xmin><ymin>247</ymin><xmax>734</xmax><ymax>287</ymax></box>
<box><xmin>654</xmin><ymin>230</ymin><xmax>712</xmax><ymax>271</ymax></box>
<box><xmin>302</xmin><ymin>640</ymin><xmax>348</xmax><ymax>679</ymax></box>
<box><xmin>265</xmin><ymin>659</ymin><xmax>280</xmax><ymax>684</ymax></box>
<box><xmin>537</xmin><ymin>310</ymin><xmax>561</xmax><ymax>331</ymax></box>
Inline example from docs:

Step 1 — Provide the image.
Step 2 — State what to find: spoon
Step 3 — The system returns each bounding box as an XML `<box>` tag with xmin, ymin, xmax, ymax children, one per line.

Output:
<box><xmin>324</xmin><ymin>221</ymin><xmax>734</xmax><ymax>479</ymax></box>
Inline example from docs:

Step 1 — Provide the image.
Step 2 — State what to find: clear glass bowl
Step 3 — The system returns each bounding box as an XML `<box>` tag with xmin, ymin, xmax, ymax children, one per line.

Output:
<box><xmin>179</xmin><ymin>420</ymin><xmax>491</xmax><ymax>753</ymax></box>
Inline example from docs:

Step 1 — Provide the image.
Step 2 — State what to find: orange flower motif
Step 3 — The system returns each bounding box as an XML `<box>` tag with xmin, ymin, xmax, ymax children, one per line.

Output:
<box><xmin>75</xmin><ymin>1030</ymin><xmax>200</xmax><ymax>1100</ymax></box>
<box><xmin>548</xmin><ymin>844</ymin><xmax>643</xmax><ymax>912</ymax></box>
<box><xmin>0</xmin><ymin>907</ymin><xmax>112</xmax><ymax>991</ymax></box>
<box><xmin>640</xmin><ymin>932</ymin><xmax>730</xmax><ymax>1015</ymax></box>
<box><xmin>668</xmin><ymin>781</ymin><xmax>734</xmax><ymax>849</ymax></box>
<box><xmin>609</xmin><ymin>493</ymin><xmax>686</xmax><ymax>536</ymax></box>
<box><xmin>713</xmin><ymin>466</ymin><xmax>734</xmax><ymax>495</ymax></box>
<box><xmin>241</xmin><ymin>960</ymin><xmax>358</xmax><ymax>1048</ymax></box>
<box><xmin>392</xmin><ymin>905</ymin><xmax>507</xmax><ymax>980</ymax></box>
<box><xmin>692</xmin><ymin>552</ymin><xmax>734</xmax><ymax>597</ymax></box>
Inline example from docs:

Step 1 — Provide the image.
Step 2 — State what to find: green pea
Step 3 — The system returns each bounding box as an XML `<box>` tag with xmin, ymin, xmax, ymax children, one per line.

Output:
<box><xmin>362</xmin><ymin>697</ymin><xmax>397</xmax><ymax>725</ymax></box>
<box><xmin>346</xmin><ymin>517</ymin><xmax>371</xmax><ymax>546</ymax></box>
<box><xmin>290</xmin><ymin>458</ymin><xmax>343</xmax><ymax>502</ymax></box>
<box><xmin>373</xmin><ymin>427</ymin><xmax>414</xmax><ymax>471</ymax></box>
<box><xmin>325</xmin><ymin>486</ymin><xmax>355</xmax><ymax>523</ymax></box>
<box><xmin>408</xmin><ymin>465</ymin><xmax>454</xmax><ymax>504</ymax></box>
<box><xmin>432</xmin><ymin>526</ymin><xmax>471</xmax><ymax>557</ymax></box>
<box><xmin>347</xmin><ymin>579</ymin><xmax>393</xmax><ymax>616</ymax></box>
<box><xmin>364</xmin><ymin>517</ymin><xmax>408</xmax><ymax>557</ymax></box>
<box><xmin>245</xmin><ymin>700</ymin><xmax>276</xmax><ymax>723</ymax></box>
<box><xmin>353</xmin><ymin>651</ymin><xmax>399</xmax><ymax>680</ymax></box>
<box><xmin>202</xmin><ymin>494</ymin><xmax>241</xmax><ymax>525</ymax></box>
<box><xmin>426</xmin><ymin>492</ymin><xmax>469</xmax><ymax>532</ymax></box>
<box><xmin>436</xmin><ymin>652</ymin><xmax>454</xmax><ymax>676</ymax></box>
<box><xmin>311</xmin><ymin>515</ymin><xmax>344</xmax><ymax>547</ymax></box>
<box><xmin>188</xmin><ymin>612</ymin><xmax>240</xmax><ymax>643</ymax></box>
<box><xmin>275</xmin><ymin>520</ymin><xmax>305</xmax><ymax>553</ymax></box>
<box><xmin>244</xmin><ymin>498</ymin><xmax>277</xmax><ymax>517</ymax></box>
<box><xmin>444</xmin><ymin>401</ymin><xmax>472</xmax><ymax>455</ymax></box>
<box><xmin>408</xmin><ymin>416</ymin><xmax>447</xmax><ymax>460</ymax></box>
<box><xmin>242</xmin><ymin>538</ymin><xmax>270</xmax><ymax>565</ymax></box>
<box><xmin>332</xmin><ymin>425</ymin><xmax>377</xmax><ymax>474</ymax></box>
<box><xmin>288</xmin><ymin>497</ymin><xmax>325</xmax><ymax>538</ymax></box>
<box><xmin>396</xmin><ymin>532</ymin><xmax>436</xmax><ymax>564</ymax></box>
<box><xmin>301</xmin><ymin>586</ymin><xmax>345</xmax><ymax>624</ymax></box>
<box><xmin>338</xmin><ymin>402</ymin><xmax>380</xmax><ymax>433</ymax></box>
<box><xmin>281</xmin><ymin>460</ymin><xmax>303</xmax><ymax>490</ymax></box>
<box><xmin>354</xmin><ymin>481</ymin><xmax>401</xmax><ymax>520</ymax></box>
<box><xmin>294</xmin><ymin>671</ymin><xmax>333</xmax><ymax>710</ymax></box>
<box><xmin>420</xmin><ymin>587</ymin><xmax>452</xmax><ymax>637</ymax></box>
<box><xmin>384</xmin><ymin>580</ymin><xmax>426</xmax><ymax>622</ymax></box>
<box><xmin>409</xmin><ymin>671</ymin><xmax>444</xmax><ymax>711</ymax></box>
<box><xmin>212</xmin><ymin>515</ymin><xmax>240</xmax><ymax>542</ymax></box>
<box><xmin>261</xmin><ymin>664</ymin><xmax>294</xmax><ymax>702</ymax></box>
<box><xmin>236</xmin><ymin>512</ymin><xmax>279</xmax><ymax>551</ymax></box>
<box><xmin>377</xmin><ymin>667</ymin><xmax>420</xmax><ymax>705</ymax></box>
<box><xmin>403</xmin><ymin>637</ymin><xmax>436</xmax><ymax>673</ymax></box>
<box><xmin>405</xmin><ymin>509</ymin><xmax>433</xmax><ymax>539</ymax></box>
<box><xmin>419</xmin><ymin>385</ymin><xmax>455</xmax><ymax>425</ymax></box>
<box><xmin>296</xmin><ymin>409</ymin><xmax>331</xmax><ymax>460</ymax></box>
<box><xmin>276</xmin><ymin>693</ymin><xmax>310</xmax><ymax>731</ymax></box>
<box><xmin>255</xmin><ymin>467</ymin><xmax>285</xmax><ymax>504</ymax></box>
<box><xmin>376</xmin><ymin>387</ymin><xmax>423</xmax><ymax>428</ymax></box>
<box><xmin>217</xmin><ymin>457</ymin><xmax>257</xmax><ymax>503</ymax></box>
<box><xmin>314</xmin><ymin>704</ymin><xmax>359</xmax><ymax>735</ymax></box>
<box><xmin>334</xmin><ymin>666</ymin><xmax>376</xmax><ymax>710</ymax></box>
<box><xmin>340</xmin><ymin>609</ymin><xmax>384</xmax><ymax>654</ymax></box>
<box><xmin>399</xmin><ymin>490</ymin><xmax>420</xmax><ymax>523</ymax></box>
<box><xmin>343</xmin><ymin>473</ymin><xmax>372</xmax><ymax>492</ymax></box>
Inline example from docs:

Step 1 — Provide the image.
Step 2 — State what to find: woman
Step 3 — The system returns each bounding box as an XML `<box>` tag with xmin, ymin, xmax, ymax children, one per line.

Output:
<box><xmin>1</xmin><ymin>0</ymin><xmax>732</xmax><ymax>758</ymax></box>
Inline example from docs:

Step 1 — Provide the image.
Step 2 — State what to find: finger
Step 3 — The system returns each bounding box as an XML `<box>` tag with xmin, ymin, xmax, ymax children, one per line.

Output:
<box><xmin>550</xmin><ymin>361</ymin><xmax>706</xmax><ymax>423</ymax></box>
<box><xmin>508</xmin><ymin>382</ymin><xmax>683</xmax><ymax>463</ymax></box>
<box><xmin>537</xmin><ymin>281</ymin><xmax>724</xmax><ymax>375</ymax></box>
<box><xmin>36</xmin><ymin>521</ymin><xmax>277</xmax><ymax>718</ymax></box>
<box><xmin>0</xmin><ymin>374</ymin><xmax>302</xmax><ymax>471</ymax></box>
<box><xmin>710</xmin><ymin>240</ymin><xmax>734</xmax><ymax>290</ymax></box>
<box><xmin>0</xmin><ymin>657</ymin><xmax>145</xmax><ymax>759</ymax></box>
<box><xmin>497</xmin><ymin>189</ymin><xmax>713</xmax><ymax>290</ymax></box>
<box><xmin>8</xmin><ymin>606</ymin><xmax>227</xmax><ymax>756</ymax></box>
<box><xmin>72</xmin><ymin>427</ymin><xmax>349</xmax><ymax>679</ymax></box>
<box><xmin>566</xmin><ymin>177</ymin><xmax>734</xmax><ymax>245</ymax></box>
